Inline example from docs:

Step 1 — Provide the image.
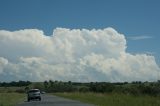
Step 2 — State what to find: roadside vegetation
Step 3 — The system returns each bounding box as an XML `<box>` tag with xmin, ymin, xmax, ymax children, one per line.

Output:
<box><xmin>54</xmin><ymin>92</ymin><xmax>160</xmax><ymax>106</ymax></box>
<box><xmin>0</xmin><ymin>93</ymin><xmax>25</xmax><ymax>106</ymax></box>
<box><xmin>0</xmin><ymin>81</ymin><xmax>30</xmax><ymax>106</ymax></box>
<box><xmin>45</xmin><ymin>80</ymin><xmax>160</xmax><ymax>106</ymax></box>
<box><xmin>0</xmin><ymin>80</ymin><xmax>160</xmax><ymax>106</ymax></box>
<box><xmin>41</xmin><ymin>80</ymin><xmax>160</xmax><ymax>97</ymax></box>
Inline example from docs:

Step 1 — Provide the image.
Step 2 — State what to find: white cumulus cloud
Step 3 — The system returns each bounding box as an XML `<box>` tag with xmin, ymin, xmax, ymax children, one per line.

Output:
<box><xmin>0</xmin><ymin>28</ymin><xmax>159</xmax><ymax>82</ymax></box>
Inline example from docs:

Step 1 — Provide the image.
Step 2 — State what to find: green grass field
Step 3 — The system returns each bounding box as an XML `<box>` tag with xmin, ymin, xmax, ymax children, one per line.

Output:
<box><xmin>0</xmin><ymin>93</ymin><xmax>25</xmax><ymax>106</ymax></box>
<box><xmin>54</xmin><ymin>93</ymin><xmax>160</xmax><ymax>106</ymax></box>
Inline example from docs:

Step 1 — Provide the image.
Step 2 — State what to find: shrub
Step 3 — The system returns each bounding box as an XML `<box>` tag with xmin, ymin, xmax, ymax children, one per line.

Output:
<box><xmin>79</xmin><ymin>86</ymin><xmax>90</xmax><ymax>92</ymax></box>
<box><xmin>15</xmin><ymin>89</ymin><xmax>25</xmax><ymax>93</ymax></box>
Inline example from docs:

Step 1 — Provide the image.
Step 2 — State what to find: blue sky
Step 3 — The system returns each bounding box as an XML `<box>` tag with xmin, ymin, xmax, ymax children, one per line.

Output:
<box><xmin>0</xmin><ymin>0</ymin><xmax>160</xmax><ymax>82</ymax></box>
<box><xmin>0</xmin><ymin>0</ymin><xmax>160</xmax><ymax>64</ymax></box>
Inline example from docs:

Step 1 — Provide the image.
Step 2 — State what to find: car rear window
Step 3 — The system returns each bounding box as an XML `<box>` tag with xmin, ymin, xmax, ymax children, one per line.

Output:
<box><xmin>28</xmin><ymin>89</ymin><xmax>40</xmax><ymax>93</ymax></box>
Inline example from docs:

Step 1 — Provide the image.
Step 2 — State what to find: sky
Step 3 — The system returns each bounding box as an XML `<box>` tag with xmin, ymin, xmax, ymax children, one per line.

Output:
<box><xmin>0</xmin><ymin>0</ymin><xmax>160</xmax><ymax>82</ymax></box>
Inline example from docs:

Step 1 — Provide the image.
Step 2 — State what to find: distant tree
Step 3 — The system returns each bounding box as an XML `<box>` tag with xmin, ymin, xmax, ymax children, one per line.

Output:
<box><xmin>33</xmin><ymin>82</ymin><xmax>44</xmax><ymax>90</ymax></box>
<box><xmin>25</xmin><ymin>86</ymin><xmax>29</xmax><ymax>93</ymax></box>
<box><xmin>44</xmin><ymin>81</ymin><xmax>49</xmax><ymax>89</ymax></box>
<box><xmin>68</xmin><ymin>81</ymin><xmax>72</xmax><ymax>85</ymax></box>
<box><xmin>49</xmin><ymin>80</ymin><xmax>54</xmax><ymax>87</ymax></box>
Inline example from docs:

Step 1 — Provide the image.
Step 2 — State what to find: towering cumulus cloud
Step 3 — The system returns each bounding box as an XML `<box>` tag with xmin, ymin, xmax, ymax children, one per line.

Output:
<box><xmin>0</xmin><ymin>28</ymin><xmax>159</xmax><ymax>82</ymax></box>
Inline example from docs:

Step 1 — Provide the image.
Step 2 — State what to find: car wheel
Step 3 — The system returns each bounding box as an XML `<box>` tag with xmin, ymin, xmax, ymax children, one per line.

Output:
<box><xmin>39</xmin><ymin>97</ymin><xmax>41</xmax><ymax>101</ymax></box>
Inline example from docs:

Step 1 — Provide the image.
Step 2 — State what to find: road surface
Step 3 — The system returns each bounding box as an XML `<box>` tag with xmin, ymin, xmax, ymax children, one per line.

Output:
<box><xmin>17</xmin><ymin>94</ymin><xmax>95</xmax><ymax>106</ymax></box>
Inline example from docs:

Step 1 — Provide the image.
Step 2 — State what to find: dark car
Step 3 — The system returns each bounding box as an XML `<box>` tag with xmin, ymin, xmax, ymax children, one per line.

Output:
<box><xmin>27</xmin><ymin>89</ymin><xmax>41</xmax><ymax>102</ymax></box>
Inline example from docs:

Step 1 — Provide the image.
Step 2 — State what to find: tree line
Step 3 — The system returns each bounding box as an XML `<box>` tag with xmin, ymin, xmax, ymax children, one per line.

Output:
<box><xmin>0</xmin><ymin>81</ymin><xmax>31</xmax><ymax>87</ymax></box>
<box><xmin>1</xmin><ymin>80</ymin><xmax>160</xmax><ymax>96</ymax></box>
<box><xmin>29</xmin><ymin>80</ymin><xmax>160</xmax><ymax>96</ymax></box>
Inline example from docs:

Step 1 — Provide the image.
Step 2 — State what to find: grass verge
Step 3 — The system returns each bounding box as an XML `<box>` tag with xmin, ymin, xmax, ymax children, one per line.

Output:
<box><xmin>0</xmin><ymin>93</ymin><xmax>25</xmax><ymax>106</ymax></box>
<box><xmin>54</xmin><ymin>92</ymin><xmax>160</xmax><ymax>106</ymax></box>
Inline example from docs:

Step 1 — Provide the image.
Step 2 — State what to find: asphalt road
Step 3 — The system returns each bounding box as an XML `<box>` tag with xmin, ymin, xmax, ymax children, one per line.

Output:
<box><xmin>17</xmin><ymin>94</ymin><xmax>95</xmax><ymax>106</ymax></box>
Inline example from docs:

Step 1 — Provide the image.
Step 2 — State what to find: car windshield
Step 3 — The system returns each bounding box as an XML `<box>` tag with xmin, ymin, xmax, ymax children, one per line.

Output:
<box><xmin>28</xmin><ymin>89</ymin><xmax>40</xmax><ymax>93</ymax></box>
